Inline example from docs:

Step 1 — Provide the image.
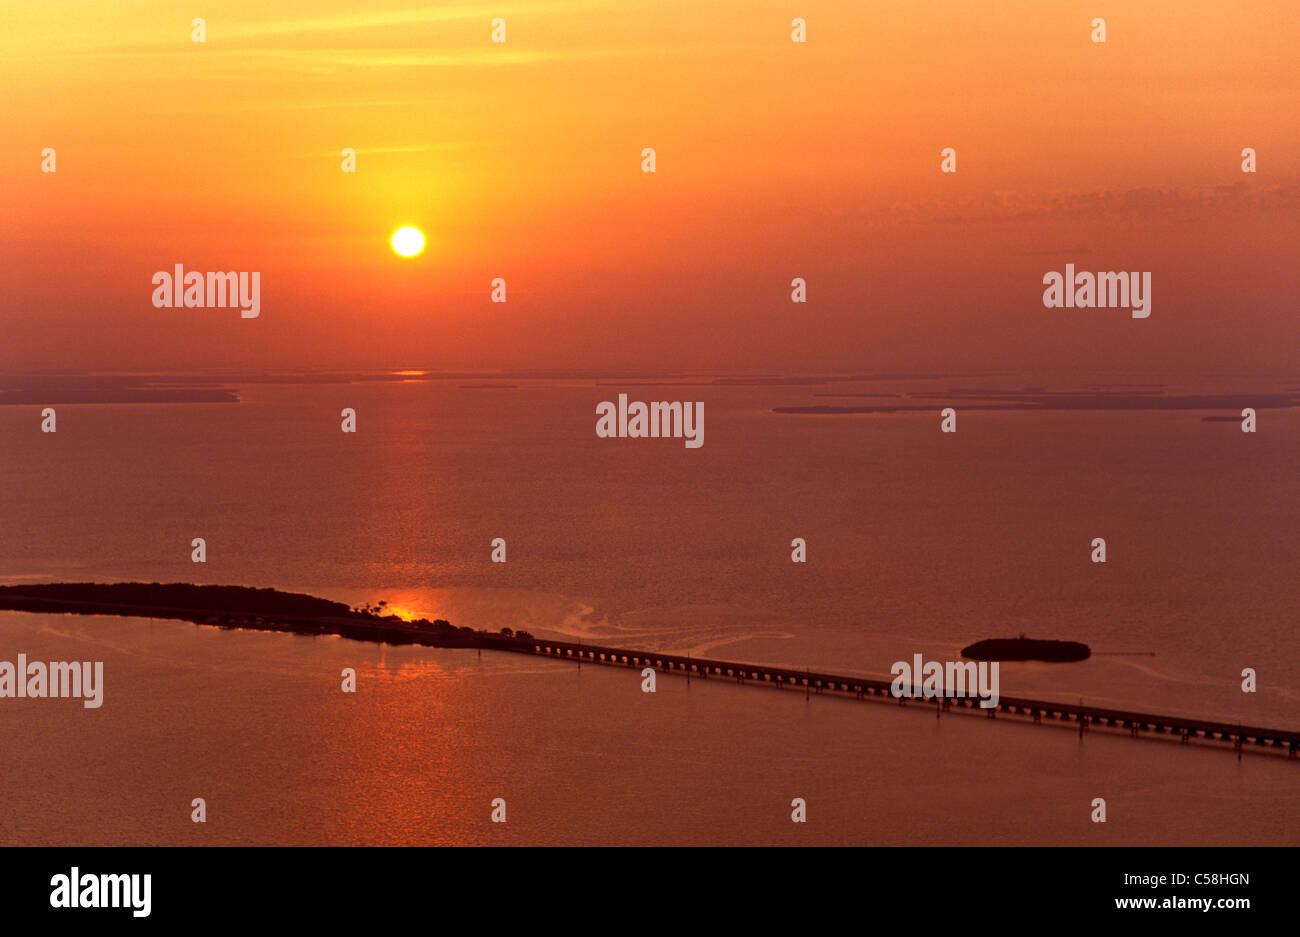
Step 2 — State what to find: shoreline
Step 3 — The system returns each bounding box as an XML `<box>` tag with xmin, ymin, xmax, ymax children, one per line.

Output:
<box><xmin>2</xmin><ymin>582</ymin><xmax>1297</xmax><ymax>759</ymax></box>
<box><xmin>0</xmin><ymin>583</ymin><xmax>495</xmax><ymax>650</ymax></box>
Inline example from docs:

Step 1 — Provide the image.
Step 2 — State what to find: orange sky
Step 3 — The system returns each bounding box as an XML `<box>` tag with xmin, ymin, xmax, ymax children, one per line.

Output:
<box><xmin>1</xmin><ymin>0</ymin><xmax>1296</xmax><ymax>372</ymax></box>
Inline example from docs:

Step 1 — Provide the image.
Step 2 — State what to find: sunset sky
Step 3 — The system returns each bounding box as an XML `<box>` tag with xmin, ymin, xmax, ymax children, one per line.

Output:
<box><xmin>2</xmin><ymin>0</ymin><xmax>1296</xmax><ymax>372</ymax></box>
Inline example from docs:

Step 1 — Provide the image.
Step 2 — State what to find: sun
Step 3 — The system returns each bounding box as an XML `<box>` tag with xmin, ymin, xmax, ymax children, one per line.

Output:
<box><xmin>391</xmin><ymin>226</ymin><xmax>425</xmax><ymax>257</ymax></box>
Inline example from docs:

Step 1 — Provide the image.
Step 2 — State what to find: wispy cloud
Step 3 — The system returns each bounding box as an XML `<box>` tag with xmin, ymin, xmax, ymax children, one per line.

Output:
<box><xmin>298</xmin><ymin>142</ymin><xmax>488</xmax><ymax>158</ymax></box>
<box><xmin>62</xmin><ymin>44</ymin><xmax>679</xmax><ymax>74</ymax></box>
<box><xmin>885</xmin><ymin>185</ymin><xmax>1300</xmax><ymax>225</ymax></box>
<box><xmin>1016</xmin><ymin>248</ymin><xmax>1096</xmax><ymax>256</ymax></box>
<box><xmin>32</xmin><ymin>2</ymin><xmax>645</xmax><ymax>58</ymax></box>
<box><xmin>200</xmin><ymin>3</ymin><xmax>608</xmax><ymax>41</ymax></box>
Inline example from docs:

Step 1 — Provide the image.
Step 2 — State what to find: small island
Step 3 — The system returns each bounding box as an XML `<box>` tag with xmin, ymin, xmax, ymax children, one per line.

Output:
<box><xmin>961</xmin><ymin>636</ymin><xmax>1090</xmax><ymax>662</ymax></box>
<box><xmin>0</xmin><ymin>582</ymin><xmax>534</xmax><ymax>649</ymax></box>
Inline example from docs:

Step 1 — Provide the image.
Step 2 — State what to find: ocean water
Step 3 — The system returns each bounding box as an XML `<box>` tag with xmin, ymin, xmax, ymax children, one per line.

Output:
<box><xmin>1</xmin><ymin>373</ymin><xmax>1297</xmax><ymax>845</ymax></box>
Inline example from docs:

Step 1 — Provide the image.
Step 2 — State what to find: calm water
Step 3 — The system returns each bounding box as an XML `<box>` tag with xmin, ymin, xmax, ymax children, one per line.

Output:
<box><xmin>1</xmin><ymin>374</ymin><xmax>1297</xmax><ymax>844</ymax></box>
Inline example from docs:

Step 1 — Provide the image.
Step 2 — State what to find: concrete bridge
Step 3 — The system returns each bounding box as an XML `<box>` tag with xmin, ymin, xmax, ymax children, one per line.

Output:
<box><xmin>519</xmin><ymin>637</ymin><xmax>1300</xmax><ymax>758</ymax></box>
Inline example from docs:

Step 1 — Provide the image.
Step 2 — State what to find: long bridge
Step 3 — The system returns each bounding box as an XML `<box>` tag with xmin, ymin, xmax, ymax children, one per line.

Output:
<box><xmin>3</xmin><ymin>586</ymin><xmax>1293</xmax><ymax>757</ymax></box>
<box><xmin>518</xmin><ymin>636</ymin><xmax>1300</xmax><ymax>758</ymax></box>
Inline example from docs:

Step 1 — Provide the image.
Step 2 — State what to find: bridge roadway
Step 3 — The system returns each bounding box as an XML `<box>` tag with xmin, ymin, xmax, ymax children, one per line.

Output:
<box><xmin>519</xmin><ymin>637</ymin><xmax>1300</xmax><ymax>757</ymax></box>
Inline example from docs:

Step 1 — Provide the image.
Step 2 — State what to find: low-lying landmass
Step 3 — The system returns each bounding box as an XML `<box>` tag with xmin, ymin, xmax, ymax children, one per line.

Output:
<box><xmin>0</xmin><ymin>582</ymin><xmax>533</xmax><ymax>648</ymax></box>
<box><xmin>961</xmin><ymin>637</ymin><xmax>1091</xmax><ymax>662</ymax></box>
<box><xmin>774</xmin><ymin>391</ymin><xmax>1298</xmax><ymax>416</ymax></box>
<box><xmin>2</xmin><ymin>582</ymin><xmax>1295</xmax><ymax>755</ymax></box>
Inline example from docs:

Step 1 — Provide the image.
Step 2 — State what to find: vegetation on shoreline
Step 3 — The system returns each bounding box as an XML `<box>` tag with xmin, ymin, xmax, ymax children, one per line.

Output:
<box><xmin>961</xmin><ymin>637</ymin><xmax>1091</xmax><ymax>662</ymax></box>
<box><xmin>0</xmin><ymin>582</ymin><xmax>533</xmax><ymax>648</ymax></box>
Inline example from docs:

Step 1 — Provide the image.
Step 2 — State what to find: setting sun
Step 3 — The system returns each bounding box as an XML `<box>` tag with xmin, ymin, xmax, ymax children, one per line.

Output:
<box><xmin>391</xmin><ymin>226</ymin><xmax>424</xmax><ymax>258</ymax></box>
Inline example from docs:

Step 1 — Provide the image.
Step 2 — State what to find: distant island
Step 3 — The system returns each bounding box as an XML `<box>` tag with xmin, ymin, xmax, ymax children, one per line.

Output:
<box><xmin>0</xmin><ymin>582</ymin><xmax>533</xmax><ymax>649</ymax></box>
<box><xmin>774</xmin><ymin>391</ymin><xmax>1298</xmax><ymax>416</ymax></box>
<box><xmin>961</xmin><ymin>637</ymin><xmax>1090</xmax><ymax>662</ymax></box>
